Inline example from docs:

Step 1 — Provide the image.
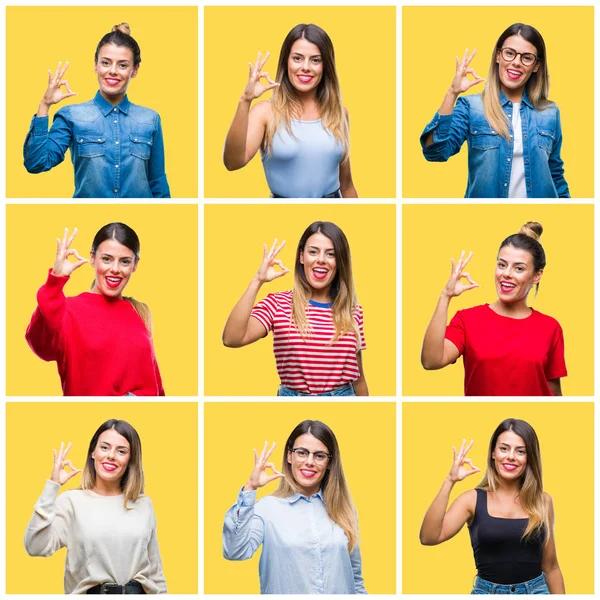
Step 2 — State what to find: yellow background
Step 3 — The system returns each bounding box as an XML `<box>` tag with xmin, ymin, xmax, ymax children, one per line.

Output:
<box><xmin>205</xmin><ymin>402</ymin><xmax>396</xmax><ymax>594</ymax></box>
<box><xmin>402</xmin><ymin>204</ymin><xmax>594</xmax><ymax>396</ymax></box>
<box><xmin>204</xmin><ymin>6</ymin><xmax>396</xmax><ymax>198</ymax></box>
<box><xmin>6</xmin><ymin>402</ymin><xmax>198</xmax><ymax>594</ymax></box>
<box><xmin>403</xmin><ymin>402</ymin><xmax>594</xmax><ymax>594</ymax></box>
<box><xmin>6</xmin><ymin>204</ymin><xmax>198</xmax><ymax>396</ymax></box>
<box><xmin>402</xmin><ymin>6</ymin><xmax>594</xmax><ymax>198</ymax></box>
<box><xmin>204</xmin><ymin>204</ymin><xmax>396</xmax><ymax>396</ymax></box>
<box><xmin>6</xmin><ymin>6</ymin><xmax>198</xmax><ymax>198</ymax></box>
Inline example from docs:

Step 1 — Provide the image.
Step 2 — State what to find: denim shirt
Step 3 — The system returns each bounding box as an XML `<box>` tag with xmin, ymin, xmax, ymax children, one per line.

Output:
<box><xmin>420</xmin><ymin>91</ymin><xmax>569</xmax><ymax>198</ymax></box>
<box><xmin>24</xmin><ymin>92</ymin><xmax>170</xmax><ymax>198</ymax></box>
<box><xmin>223</xmin><ymin>487</ymin><xmax>367</xmax><ymax>594</ymax></box>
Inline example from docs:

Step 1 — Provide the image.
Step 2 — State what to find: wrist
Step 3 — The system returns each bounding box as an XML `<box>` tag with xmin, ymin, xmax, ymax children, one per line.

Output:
<box><xmin>239</xmin><ymin>95</ymin><xmax>253</xmax><ymax>106</ymax></box>
<box><xmin>445</xmin><ymin>474</ymin><xmax>457</xmax><ymax>486</ymax></box>
<box><xmin>243</xmin><ymin>481</ymin><xmax>257</xmax><ymax>492</ymax></box>
<box><xmin>446</xmin><ymin>89</ymin><xmax>460</xmax><ymax>99</ymax></box>
<box><xmin>251</xmin><ymin>274</ymin><xmax>265</xmax><ymax>287</ymax></box>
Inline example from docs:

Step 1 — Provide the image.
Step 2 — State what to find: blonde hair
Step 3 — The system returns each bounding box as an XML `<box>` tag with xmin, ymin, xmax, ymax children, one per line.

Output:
<box><xmin>291</xmin><ymin>221</ymin><xmax>359</xmax><ymax>342</ymax></box>
<box><xmin>483</xmin><ymin>23</ymin><xmax>551</xmax><ymax>140</ymax></box>
<box><xmin>477</xmin><ymin>418</ymin><xmax>549</xmax><ymax>543</ymax></box>
<box><xmin>263</xmin><ymin>24</ymin><xmax>350</xmax><ymax>162</ymax></box>
<box><xmin>273</xmin><ymin>420</ymin><xmax>359</xmax><ymax>552</ymax></box>
<box><xmin>81</xmin><ymin>419</ymin><xmax>144</xmax><ymax>510</ymax></box>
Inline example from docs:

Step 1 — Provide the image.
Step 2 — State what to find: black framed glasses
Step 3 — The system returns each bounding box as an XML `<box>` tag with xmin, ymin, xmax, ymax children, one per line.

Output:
<box><xmin>291</xmin><ymin>447</ymin><xmax>331</xmax><ymax>464</ymax></box>
<box><xmin>499</xmin><ymin>47</ymin><xmax>538</xmax><ymax>67</ymax></box>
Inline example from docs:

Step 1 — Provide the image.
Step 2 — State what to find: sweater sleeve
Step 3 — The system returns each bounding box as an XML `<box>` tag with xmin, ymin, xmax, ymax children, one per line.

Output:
<box><xmin>146</xmin><ymin>507</ymin><xmax>168</xmax><ymax>593</ymax></box>
<box><xmin>24</xmin><ymin>479</ymin><xmax>71</xmax><ymax>556</ymax></box>
<box><xmin>25</xmin><ymin>270</ymin><xmax>70</xmax><ymax>361</ymax></box>
<box><xmin>222</xmin><ymin>488</ymin><xmax>265</xmax><ymax>561</ymax></box>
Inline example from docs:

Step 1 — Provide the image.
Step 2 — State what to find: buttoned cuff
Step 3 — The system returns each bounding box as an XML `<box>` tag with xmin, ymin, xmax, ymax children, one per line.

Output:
<box><xmin>236</xmin><ymin>486</ymin><xmax>257</xmax><ymax>508</ymax></box>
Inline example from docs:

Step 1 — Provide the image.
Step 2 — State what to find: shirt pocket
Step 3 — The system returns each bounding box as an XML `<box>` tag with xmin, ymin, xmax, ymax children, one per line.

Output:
<box><xmin>537</xmin><ymin>127</ymin><xmax>555</xmax><ymax>156</ymax></box>
<box><xmin>130</xmin><ymin>133</ymin><xmax>153</xmax><ymax>160</ymax></box>
<box><xmin>469</xmin><ymin>124</ymin><xmax>500</xmax><ymax>150</ymax></box>
<box><xmin>75</xmin><ymin>133</ymin><xmax>106</xmax><ymax>158</ymax></box>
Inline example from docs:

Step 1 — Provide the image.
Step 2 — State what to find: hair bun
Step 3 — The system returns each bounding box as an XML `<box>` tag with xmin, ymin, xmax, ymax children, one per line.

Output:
<box><xmin>112</xmin><ymin>22</ymin><xmax>131</xmax><ymax>36</ymax></box>
<box><xmin>519</xmin><ymin>221</ymin><xmax>543</xmax><ymax>241</ymax></box>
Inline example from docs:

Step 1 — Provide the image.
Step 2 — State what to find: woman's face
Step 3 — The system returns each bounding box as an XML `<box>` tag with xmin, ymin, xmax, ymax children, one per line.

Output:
<box><xmin>95</xmin><ymin>43</ymin><xmax>138</xmax><ymax>102</ymax></box>
<box><xmin>299</xmin><ymin>232</ymin><xmax>337</xmax><ymax>297</ymax></box>
<box><xmin>492</xmin><ymin>430</ymin><xmax>527</xmax><ymax>481</ymax></box>
<box><xmin>91</xmin><ymin>428</ymin><xmax>131</xmax><ymax>485</ymax></box>
<box><xmin>496</xmin><ymin>34</ymin><xmax>540</xmax><ymax>96</ymax></box>
<box><xmin>287</xmin><ymin>432</ymin><xmax>330</xmax><ymax>496</ymax></box>
<box><xmin>90</xmin><ymin>238</ymin><xmax>138</xmax><ymax>298</ymax></box>
<box><xmin>287</xmin><ymin>38</ymin><xmax>323</xmax><ymax>94</ymax></box>
<box><xmin>494</xmin><ymin>245</ymin><xmax>542</xmax><ymax>303</ymax></box>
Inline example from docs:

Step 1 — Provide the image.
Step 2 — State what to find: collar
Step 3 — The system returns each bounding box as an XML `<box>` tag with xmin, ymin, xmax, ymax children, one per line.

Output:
<box><xmin>309</xmin><ymin>299</ymin><xmax>333</xmax><ymax>308</ymax></box>
<box><xmin>500</xmin><ymin>87</ymin><xmax>533</xmax><ymax>109</ymax></box>
<box><xmin>94</xmin><ymin>90</ymin><xmax>130</xmax><ymax>116</ymax></box>
<box><xmin>288</xmin><ymin>488</ymin><xmax>324</xmax><ymax>504</ymax></box>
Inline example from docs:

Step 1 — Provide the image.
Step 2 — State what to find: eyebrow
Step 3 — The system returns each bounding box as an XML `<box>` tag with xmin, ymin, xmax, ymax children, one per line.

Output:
<box><xmin>307</xmin><ymin>245</ymin><xmax>334</xmax><ymax>251</ymax></box>
<box><xmin>99</xmin><ymin>253</ymin><xmax>133</xmax><ymax>259</ymax></box>
<box><xmin>499</xmin><ymin>443</ymin><xmax>526</xmax><ymax>449</ymax></box>
<box><xmin>100</xmin><ymin>56</ymin><xmax>130</xmax><ymax>63</ymax></box>
<box><xmin>292</xmin><ymin>52</ymin><xmax>321</xmax><ymax>58</ymax></box>
<box><xmin>100</xmin><ymin>442</ymin><xmax>129</xmax><ymax>449</ymax></box>
<box><xmin>497</xmin><ymin>259</ymin><xmax>529</xmax><ymax>266</ymax></box>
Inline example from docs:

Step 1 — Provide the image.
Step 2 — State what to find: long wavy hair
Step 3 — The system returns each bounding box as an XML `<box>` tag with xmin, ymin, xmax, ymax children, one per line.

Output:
<box><xmin>482</xmin><ymin>23</ymin><xmax>551</xmax><ymax>140</ymax></box>
<box><xmin>80</xmin><ymin>419</ymin><xmax>144</xmax><ymax>510</ymax></box>
<box><xmin>263</xmin><ymin>24</ymin><xmax>350</xmax><ymax>162</ymax></box>
<box><xmin>273</xmin><ymin>420</ymin><xmax>359</xmax><ymax>552</ymax></box>
<box><xmin>477</xmin><ymin>418</ymin><xmax>548</xmax><ymax>543</ymax></box>
<box><xmin>90</xmin><ymin>222</ymin><xmax>152</xmax><ymax>334</ymax></box>
<box><xmin>292</xmin><ymin>221</ymin><xmax>359</xmax><ymax>342</ymax></box>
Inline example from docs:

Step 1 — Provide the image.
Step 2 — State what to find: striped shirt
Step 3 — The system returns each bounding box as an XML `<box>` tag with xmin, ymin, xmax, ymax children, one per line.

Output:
<box><xmin>251</xmin><ymin>291</ymin><xmax>366</xmax><ymax>394</ymax></box>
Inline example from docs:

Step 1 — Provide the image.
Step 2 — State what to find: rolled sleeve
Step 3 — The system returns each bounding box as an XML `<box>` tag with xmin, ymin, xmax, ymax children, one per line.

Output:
<box><xmin>23</xmin><ymin>111</ymin><xmax>72</xmax><ymax>174</ymax></box>
<box><xmin>549</xmin><ymin>108</ymin><xmax>570</xmax><ymax>198</ymax></box>
<box><xmin>421</xmin><ymin>98</ymin><xmax>470</xmax><ymax>162</ymax></box>
<box><xmin>148</xmin><ymin>114</ymin><xmax>170</xmax><ymax>198</ymax></box>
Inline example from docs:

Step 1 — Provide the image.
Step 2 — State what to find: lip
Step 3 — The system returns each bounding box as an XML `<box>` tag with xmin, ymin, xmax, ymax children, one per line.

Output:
<box><xmin>105</xmin><ymin>78</ymin><xmax>121</xmax><ymax>86</ymax></box>
<box><xmin>499</xmin><ymin>280</ymin><xmax>517</xmax><ymax>293</ymax></box>
<box><xmin>297</xmin><ymin>74</ymin><xmax>314</xmax><ymax>83</ymax></box>
<box><xmin>312</xmin><ymin>267</ymin><xmax>329</xmax><ymax>280</ymax></box>
<box><xmin>102</xmin><ymin>462</ymin><xmax>118</xmax><ymax>472</ymax></box>
<box><xmin>506</xmin><ymin>69</ymin><xmax>523</xmax><ymax>81</ymax></box>
<box><xmin>501</xmin><ymin>463</ymin><xmax>519</xmax><ymax>472</ymax></box>
<box><xmin>300</xmin><ymin>469</ymin><xmax>318</xmax><ymax>478</ymax></box>
<box><xmin>105</xmin><ymin>276</ymin><xmax>123</xmax><ymax>289</ymax></box>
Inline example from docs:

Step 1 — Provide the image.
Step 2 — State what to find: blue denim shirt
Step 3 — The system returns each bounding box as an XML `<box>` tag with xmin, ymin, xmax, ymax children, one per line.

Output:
<box><xmin>420</xmin><ymin>91</ymin><xmax>570</xmax><ymax>198</ymax></box>
<box><xmin>24</xmin><ymin>91</ymin><xmax>170</xmax><ymax>198</ymax></box>
<box><xmin>223</xmin><ymin>487</ymin><xmax>367</xmax><ymax>594</ymax></box>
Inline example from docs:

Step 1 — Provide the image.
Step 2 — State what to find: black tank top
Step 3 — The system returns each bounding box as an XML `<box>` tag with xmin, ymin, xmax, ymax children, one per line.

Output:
<box><xmin>468</xmin><ymin>488</ymin><xmax>545</xmax><ymax>584</ymax></box>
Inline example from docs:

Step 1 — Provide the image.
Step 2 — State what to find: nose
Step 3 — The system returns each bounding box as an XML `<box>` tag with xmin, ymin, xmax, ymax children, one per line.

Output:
<box><xmin>305</xmin><ymin>452</ymin><xmax>316</xmax><ymax>466</ymax></box>
<box><xmin>302</xmin><ymin>58</ymin><xmax>311</xmax><ymax>71</ymax></box>
<box><xmin>110</xmin><ymin>262</ymin><xmax>120</xmax><ymax>273</ymax></box>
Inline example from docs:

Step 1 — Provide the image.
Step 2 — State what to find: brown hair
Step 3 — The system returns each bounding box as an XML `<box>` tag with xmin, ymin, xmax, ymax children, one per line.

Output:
<box><xmin>95</xmin><ymin>23</ymin><xmax>142</xmax><ymax>66</ymax></box>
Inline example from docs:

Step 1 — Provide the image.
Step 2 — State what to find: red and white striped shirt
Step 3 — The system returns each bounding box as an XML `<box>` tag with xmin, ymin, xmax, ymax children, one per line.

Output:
<box><xmin>251</xmin><ymin>290</ymin><xmax>366</xmax><ymax>394</ymax></box>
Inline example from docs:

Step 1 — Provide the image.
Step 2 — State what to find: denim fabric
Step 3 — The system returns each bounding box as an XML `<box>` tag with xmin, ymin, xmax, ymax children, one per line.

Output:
<box><xmin>24</xmin><ymin>92</ymin><xmax>170</xmax><ymax>198</ymax></box>
<box><xmin>471</xmin><ymin>573</ymin><xmax>550</xmax><ymax>594</ymax></box>
<box><xmin>421</xmin><ymin>91</ymin><xmax>569</xmax><ymax>198</ymax></box>
<box><xmin>277</xmin><ymin>383</ymin><xmax>356</xmax><ymax>396</ymax></box>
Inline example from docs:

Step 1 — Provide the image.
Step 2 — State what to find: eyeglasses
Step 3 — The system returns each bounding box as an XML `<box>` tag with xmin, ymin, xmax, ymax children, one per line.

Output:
<box><xmin>499</xmin><ymin>47</ymin><xmax>538</xmax><ymax>67</ymax></box>
<box><xmin>291</xmin><ymin>447</ymin><xmax>331</xmax><ymax>464</ymax></box>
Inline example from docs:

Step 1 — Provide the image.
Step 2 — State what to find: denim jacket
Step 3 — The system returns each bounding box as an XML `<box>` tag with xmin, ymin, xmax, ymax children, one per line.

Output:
<box><xmin>420</xmin><ymin>91</ymin><xmax>569</xmax><ymax>198</ymax></box>
<box><xmin>24</xmin><ymin>91</ymin><xmax>170</xmax><ymax>198</ymax></box>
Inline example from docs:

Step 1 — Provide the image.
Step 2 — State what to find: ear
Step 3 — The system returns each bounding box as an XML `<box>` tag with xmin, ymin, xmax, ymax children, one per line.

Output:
<box><xmin>496</xmin><ymin>49</ymin><xmax>501</xmax><ymax>65</ymax></box>
<box><xmin>287</xmin><ymin>449</ymin><xmax>292</xmax><ymax>465</ymax></box>
<box><xmin>533</xmin><ymin>269</ymin><xmax>543</xmax><ymax>284</ymax></box>
<box><xmin>299</xmin><ymin>251</ymin><xmax>304</xmax><ymax>265</ymax></box>
<box><xmin>132</xmin><ymin>65</ymin><xmax>139</xmax><ymax>79</ymax></box>
<box><xmin>89</xmin><ymin>252</ymin><xmax>95</xmax><ymax>267</ymax></box>
<box><xmin>94</xmin><ymin>61</ymin><xmax>98</xmax><ymax>74</ymax></box>
<box><xmin>132</xmin><ymin>257</ymin><xmax>139</xmax><ymax>273</ymax></box>
<box><xmin>533</xmin><ymin>60</ymin><xmax>541</xmax><ymax>73</ymax></box>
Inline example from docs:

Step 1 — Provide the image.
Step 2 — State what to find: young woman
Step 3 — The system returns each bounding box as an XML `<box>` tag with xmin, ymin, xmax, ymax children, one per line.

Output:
<box><xmin>25</xmin><ymin>419</ymin><xmax>167</xmax><ymax>594</ymax></box>
<box><xmin>420</xmin><ymin>419</ymin><xmax>565</xmax><ymax>594</ymax></box>
<box><xmin>420</xmin><ymin>23</ymin><xmax>569</xmax><ymax>198</ymax></box>
<box><xmin>24</xmin><ymin>23</ymin><xmax>170</xmax><ymax>198</ymax></box>
<box><xmin>223</xmin><ymin>23</ymin><xmax>357</xmax><ymax>198</ymax></box>
<box><xmin>223</xmin><ymin>419</ymin><xmax>366</xmax><ymax>594</ymax></box>
<box><xmin>26</xmin><ymin>223</ymin><xmax>164</xmax><ymax>396</ymax></box>
<box><xmin>421</xmin><ymin>221</ymin><xmax>566</xmax><ymax>396</ymax></box>
<box><xmin>222</xmin><ymin>221</ymin><xmax>368</xmax><ymax>396</ymax></box>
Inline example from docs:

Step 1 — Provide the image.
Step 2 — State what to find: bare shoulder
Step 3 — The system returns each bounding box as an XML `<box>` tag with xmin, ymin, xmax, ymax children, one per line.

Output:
<box><xmin>250</xmin><ymin>100</ymin><xmax>273</xmax><ymax>121</ymax></box>
<box><xmin>458</xmin><ymin>488</ymin><xmax>478</xmax><ymax>509</ymax></box>
<box><xmin>543</xmin><ymin>491</ymin><xmax>555</xmax><ymax>511</ymax></box>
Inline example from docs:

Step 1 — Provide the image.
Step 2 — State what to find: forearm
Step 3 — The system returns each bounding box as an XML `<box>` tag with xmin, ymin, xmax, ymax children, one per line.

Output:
<box><xmin>423</xmin><ymin>91</ymin><xmax>459</xmax><ymax>147</ymax></box>
<box><xmin>353</xmin><ymin>376</ymin><xmax>368</xmax><ymax>396</ymax></box>
<box><xmin>36</xmin><ymin>100</ymin><xmax>52</xmax><ymax>118</ymax></box>
<box><xmin>340</xmin><ymin>182</ymin><xmax>358</xmax><ymax>198</ymax></box>
<box><xmin>419</xmin><ymin>476</ymin><xmax>455</xmax><ymax>545</ymax></box>
<box><xmin>222</xmin><ymin>276</ymin><xmax>263</xmax><ymax>347</ymax></box>
<box><xmin>224</xmin><ymin>97</ymin><xmax>252</xmax><ymax>171</ymax></box>
<box><xmin>544</xmin><ymin>565</ymin><xmax>565</xmax><ymax>594</ymax></box>
<box><xmin>421</xmin><ymin>292</ymin><xmax>451</xmax><ymax>369</ymax></box>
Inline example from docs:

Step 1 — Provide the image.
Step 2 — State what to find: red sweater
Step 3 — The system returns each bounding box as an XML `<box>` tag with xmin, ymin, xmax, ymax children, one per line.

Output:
<box><xmin>26</xmin><ymin>271</ymin><xmax>165</xmax><ymax>396</ymax></box>
<box><xmin>445</xmin><ymin>304</ymin><xmax>566</xmax><ymax>396</ymax></box>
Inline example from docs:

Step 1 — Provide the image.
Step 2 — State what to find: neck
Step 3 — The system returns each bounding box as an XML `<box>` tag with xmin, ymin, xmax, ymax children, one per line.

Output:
<box><xmin>298</xmin><ymin>483</ymin><xmax>320</xmax><ymax>499</ymax></box>
<box><xmin>495</xmin><ymin>479</ymin><xmax>522</xmax><ymax>495</ymax></box>
<box><xmin>310</xmin><ymin>288</ymin><xmax>332</xmax><ymax>304</ymax></box>
<box><xmin>490</xmin><ymin>298</ymin><xmax>531</xmax><ymax>318</ymax></box>
<box><xmin>501</xmin><ymin>84</ymin><xmax>524</xmax><ymax>103</ymax></box>
<box><xmin>92</xmin><ymin>478</ymin><xmax>123</xmax><ymax>496</ymax></box>
<box><xmin>100</xmin><ymin>89</ymin><xmax>126</xmax><ymax>106</ymax></box>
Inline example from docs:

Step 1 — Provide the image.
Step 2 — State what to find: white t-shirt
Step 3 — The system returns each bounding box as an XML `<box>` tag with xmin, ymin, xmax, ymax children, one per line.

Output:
<box><xmin>508</xmin><ymin>102</ymin><xmax>527</xmax><ymax>198</ymax></box>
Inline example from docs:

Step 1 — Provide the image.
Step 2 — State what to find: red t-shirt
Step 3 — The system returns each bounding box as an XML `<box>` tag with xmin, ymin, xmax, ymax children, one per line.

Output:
<box><xmin>445</xmin><ymin>304</ymin><xmax>567</xmax><ymax>396</ymax></box>
<box><xmin>251</xmin><ymin>291</ymin><xmax>366</xmax><ymax>394</ymax></box>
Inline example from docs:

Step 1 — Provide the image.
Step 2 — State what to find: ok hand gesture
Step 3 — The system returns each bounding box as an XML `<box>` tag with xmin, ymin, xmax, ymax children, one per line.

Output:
<box><xmin>42</xmin><ymin>61</ymin><xmax>77</xmax><ymax>108</ymax></box>
<box><xmin>449</xmin><ymin>48</ymin><xmax>484</xmax><ymax>96</ymax></box>
<box><xmin>244</xmin><ymin>441</ymin><xmax>284</xmax><ymax>491</ymax></box>
<box><xmin>242</xmin><ymin>52</ymin><xmax>280</xmax><ymax>102</ymax></box>
<box><xmin>256</xmin><ymin>239</ymin><xmax>290</xmax><ymax>284</ymax></box>
<box><xmin>52</xmin><ymin>227</ymin><xmax>88</xmax><ymax>277</ymax></box>
<box><xmin>50</xmin><ymin>442</ymin><xmax>82</xmax><ymax>486</ymax></box>
<box><xmin>449</xmin><ymin>439</ymin><xmax>481</xmax><ymax>483</ymax></box>
<box><xmin>444</xmin><ymin>250</ymin><xmax>479</xmax><ymax>298</ymax></box>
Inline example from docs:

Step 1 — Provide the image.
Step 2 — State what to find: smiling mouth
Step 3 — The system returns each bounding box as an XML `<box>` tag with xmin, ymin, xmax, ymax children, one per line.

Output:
<box><xmin>502</xmin><ymin>463</ymin><xmax>518</xmax><ymax>472</ymax></box>
<box><xmin>105</xmin><ymin>276</ymin><xmax>122</xmax><ymax>288</ymax></box>
<box><xmin>300</xmin><ymin>469</ymin><xmax>318</xmax><ymax>478</ymax></box>
<box><xmin>312</xmin><ymin>268</ymin><xmax>329</xmax><ymax>280</ymax></box>
<box><xmin>499</xmin><ymin>281</ymin><xmax>516</xmax><ymax>293</ymax></box>
<box><xmin>102</xmin><ymin>463</ymin><xmax>118</xmax><ymax>472</ymax></box>
<box><xmin>297</xmin><ymin>75</ymin><xmax>314</xmax><ymax>83</ymax></box>
<box><xmin>105</xmin><ymin>78</ymin><xmax>121</xmax><ymax>86</ymax></box>
<box><xmin>506</xmin><ymin>69</ymin><xmax>523</xmax><ymax>80</ymax></box>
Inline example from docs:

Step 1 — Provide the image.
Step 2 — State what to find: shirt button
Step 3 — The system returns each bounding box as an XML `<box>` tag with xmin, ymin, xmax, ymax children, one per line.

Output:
<box><xmin>524</xmin><ymin>134</ymin><xmax>528</xmax><ymax>139</ymax></box>
<box><xmin>98</xmin><ymin>138</ymin><xmax>102</xmax><ymax>142</ymax></box>
<box><xmin>473</xmin><ymin>130</ymin><xmax>478</xmax><ymax>134</ymax></box>
<box><xmin>114</xmin><ymin>189</ymin><xmax>118</xmax><ymax>193</ymax></box>
<box><xmin>114</xmin><ymin>108</ymin><xmax>117</xmax><ymax>112</ymax></box>
<box><xmin>507</xmin><ymin>158</ymin><xmax>511</xmax><ymax>162</ymax></box>
<box><xmin>525</xmin><ymin>158</ymin><xmax>529</xmax><ymax>164</ymax></box>
<box><xmin>113</xmin><ymin>120</ymin><xmax>117</xmax><ymax>124</ymax></box>
<box><xmin>508</xmin><ymin>114</ymin><xmax>511</xmax><ymax>118</ymax></box>
<box><xmin>115</xmin><ymin>141</ymin><xmax>119</xmax><ymax>145</ymax></box>
<box><xmin>504</xmin><ymin>183</ymin><xmax>508</xmax><ymax>187</ymax></box>
<box><xmin>134</xmin><ymin>138</ymin><xmax>138</xmax><ymax>142</ymax></box>
<box><xmin>115</xmin><ymin>165</ymin><xmax>119</xmax><ymax>168</ymax></box>
<box><xmin>79</xmin><ymin>139</ymin><xmax>83</xmax><ymax>143</ymax></box>
<box><xmin>527</xmin><ymin>182</ymin><xmax>531</xmax><ymax>186</ymax></box>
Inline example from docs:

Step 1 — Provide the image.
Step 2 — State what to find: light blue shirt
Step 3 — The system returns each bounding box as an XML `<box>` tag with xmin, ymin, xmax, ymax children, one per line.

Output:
<box><xmin>261</xmin><ymin>119</ymin><xmax>343</xmax><ymax>198</ymax></box>
<box><xmin>223</xmin><ymin>487</ymin><xmax>366</xmax><ymax>594</ymax></box>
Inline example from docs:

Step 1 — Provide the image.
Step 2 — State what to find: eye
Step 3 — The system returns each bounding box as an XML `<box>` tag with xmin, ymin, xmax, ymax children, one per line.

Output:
<box><xmin>100</xmin><ymin>445</ymin><xmax>109</xmax><ymax>450</ymax></box>
<box><xmin>121</xmin><ymin>259</ymin><xmax>131</xmax><ymax>266</ymax></box>
<box><xmin>102</xmin><ymin>256</ymin><xmax>111</xmax><ymax>263</ymax></box>
<box><xmin>119</xmin><ymin>64</ymin><xmax>128</xmax><ymax>69</ymax></box>
<box><xmin>295</xmin><ymin>449</ymin><xmax>308</xmax><ymax>458</ymax></box>
<box><xmin>326</xmin><ymin>252</ymin><xmax>335</xmax><ymax>259</ymax></box>
<box><xmin>314</xmin><ymin>452</ymin><xmax>328</xmax><ymax>461</ymax></box>
<box><xmin>497</xmin><ymin>261</ymin><xmax>505</xmax><ymax>268</ymax></box>
<box><xmin>292</xmin><ymin>55</ymin><xmax>301</xmax><ymax>62</ymax></box>
<box><xmin>311</xmin><ymin>58</ymin><xmax>321</xmax><ymax>64</ymax></box>
<box><xmin>118</xmin><ymin>449</ymin><xmax>128</xmax><ymax>455</ymax></box>
<box><xmin>518</xmin><ymin>449</ymin><xmax>527</xmax><ymax>455</ymax></box>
